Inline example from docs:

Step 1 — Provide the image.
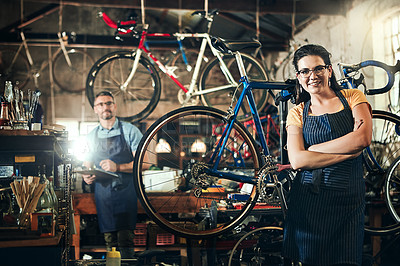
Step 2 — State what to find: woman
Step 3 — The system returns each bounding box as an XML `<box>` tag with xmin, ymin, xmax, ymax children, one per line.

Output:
<box><xmin>282</xmin><ymin>44</ymin><xmax>372</xmax><ymax>265</ymax></box>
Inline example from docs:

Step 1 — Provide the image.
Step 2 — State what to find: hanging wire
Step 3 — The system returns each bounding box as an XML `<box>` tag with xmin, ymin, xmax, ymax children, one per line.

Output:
<box><xmin>291</xmin><ymin>0</ymin><xmax>296</xmax><ymax>40</ymax></box>
<box><xmin>256</xmin><ymin>0</ymin><xmax>260</xmax><ymax>41</ymax></box>
<box><xmin>20</xmin><ymin>0</ymin><xmax>23</xmax><ymax>24</ymax></box>
<box><xmin>141</xmin><ymin>0</ymin><xmax>145</xmax><ymax>25</ymax></box>
<box><xmin>178</xmin><ymin>0</ymin><xmax>182</xmax><ymax>33</ymax></box>
<box><xmin>58</xmin><ymin>0</ymin><xmax>63</xmax><ymax>33</ymax></box>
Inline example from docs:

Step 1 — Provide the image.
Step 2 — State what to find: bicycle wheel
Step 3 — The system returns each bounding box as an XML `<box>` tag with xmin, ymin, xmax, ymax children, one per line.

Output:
<box><xmin>280</xmin><ymin>54</ymin><xmax>296</xmax><ymax>81</ymax></box>
<box><xmin>199</xmin><ymin>53</ymin><xmax>269</xmax><ymax>121</ymax></box>
<box><xmin>228</xmin><ymin>226</ymin><xmax>283</xmax><ymax>266</ymax></box>
<box><xmin>0</xmin><ymin>48</ymin><xmax>30</xmax><ymax>89</ymax></box>
<box><xmin>52</xmin><ymin>49</ymin><xmax>94</xmax><ymax>93</ymax></box>
<box><xmin>86</xmin><ymin>50</ymin><xmax>161</xmax><ymax>123</ymax></box>
<box><xmin>133</xmin><ymin>106</ymin><xmax>262</xmax><ymax>238</ymax></box>
<box><xmin>170</xmin><ymin>48</ymin><xmax>210</xmax><ymax>87</ymax></box>
<box><xmin>363</xmin><ymin>110</ymin><xmax>400</xmax><ymax>235</ymax></box>
<box><xmin>384</xmin><ymin>156</ymin><xmax>400</xmax><ymax>224</ymax></box>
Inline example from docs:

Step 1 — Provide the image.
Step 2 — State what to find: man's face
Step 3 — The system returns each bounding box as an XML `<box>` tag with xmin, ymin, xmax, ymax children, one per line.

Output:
<box><xmin>94</xmin><ymin>95</ymin><xmax>116</xmax><ymax>120</ymax></box>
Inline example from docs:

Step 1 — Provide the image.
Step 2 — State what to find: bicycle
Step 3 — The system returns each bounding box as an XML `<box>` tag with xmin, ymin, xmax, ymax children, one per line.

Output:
<box><xmin>133</xmin><ymin>36</ymin><xmax>297</xmax><ymax>239</ymax></box>
<box><xmin>134</xmin><ymin>37</ymin><xmax>400</xmax><ymax>241</ymax></box>
<box><xmin>86</xmin><ymin>10</ymin><xmax>268</xmax><ymax>123</ymax></box>
<box><xmin>339</xmin><ymin>59</ymin><xmax>400</xmax><ymax>235</ymax></box>
<box><xmin>227</xmin><ymin>226</ymin><xmax>284</xmax><ymax>266</ymax></box>
<box><xmin>0</xmin><ymin>31</ymin><xmax>93</xmax><ymax>93</ymax></box>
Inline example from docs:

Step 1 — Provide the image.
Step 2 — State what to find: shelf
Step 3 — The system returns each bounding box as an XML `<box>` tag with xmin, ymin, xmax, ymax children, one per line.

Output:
<box><xmin>0</xmin><ymin>231</ymin><xmax>63</xmax><ymax>248</ymax></box>
<box><xmin>0</xmin><ymin>131</ymin><xmax>66</xmax><ymax>163</ymax></box>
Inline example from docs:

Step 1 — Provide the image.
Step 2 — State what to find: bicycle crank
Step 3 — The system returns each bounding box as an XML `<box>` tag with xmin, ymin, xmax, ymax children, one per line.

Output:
<box><xmin>178</xmin><ymin>86</ymin><xmax>200</xmax><ymax>106</ymax></box>
<box><xmin>257</xmin><ymin>156</ymin><xmax>283</xmax><ymax>207</ymax></box>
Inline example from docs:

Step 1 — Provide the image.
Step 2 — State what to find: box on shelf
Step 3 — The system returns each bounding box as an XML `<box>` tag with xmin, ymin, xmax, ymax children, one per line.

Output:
<box><xmin>156</xmin><ymin>233</ymin><xmax>175</xmax><ymax>246</ymax></box>
<box><xmin>30</xmin><ymin>212</ymin><xmax>55</xmax><ymax>237</ymax></box>
<box><xmin>133</xmin><ymin>223</ymin><xmax>147</xmax><ymax>246</ymax></box>
<box><xmin>143</xmin><ymin>170</ymin><xmax>177</xmax><ymax>191</ymax></box>
<box><xmin>134</xmin><ymin>234</ymin><xmax>147</xmax><ymax>246</ymax></box>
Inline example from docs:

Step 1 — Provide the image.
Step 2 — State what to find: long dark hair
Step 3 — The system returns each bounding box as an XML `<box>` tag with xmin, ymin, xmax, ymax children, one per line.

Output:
<box><xmin>293</xmin><ymin>44</ymin><xmax>343</xmax><ymax>104</ymax></box>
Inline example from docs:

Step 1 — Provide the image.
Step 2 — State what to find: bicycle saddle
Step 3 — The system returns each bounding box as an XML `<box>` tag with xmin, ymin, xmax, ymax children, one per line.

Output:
<box><xmin>211</xmin><ymin>36</ymin><xmax>261</xmax><ymax>54</ymax></box>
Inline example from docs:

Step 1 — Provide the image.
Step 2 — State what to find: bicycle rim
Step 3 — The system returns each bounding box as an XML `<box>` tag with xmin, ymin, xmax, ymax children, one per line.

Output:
<box><xmin>364</xmin><ymin>111</ymin><xmax>400</xmax><ymax>181</ymax></box>
<box><xmin>199</xmin><ymin>53</ymin><xmax>269</xmax><ymax>121</ymax></box>
<box><xmin>53</xmin><ymin>49</ymin><xmax>94</xmax><ymax>93</ymax></box>
<box><xmin>363</xmin><ymin>110</ymin><xmax>400</xmax><ymax>234</ymax></box>
<box><xmin>280</xmin><ymin>54</ymin><xmax>296</xmax><ymax>81</ymax></box>
<box><xmin>385</xmin><ymin>156</ymin><xmax>400</xmax><ymax>223</ymax></box>
<box><xmin>228</xmin><ymin>226</ymin><xmax>283</xmax><ymax>266</ymax></box>
<box><xmin>86</xmin><ymin>51</ymin><xmax>161</xmax><ymax>123</ymax></box>
<box><xmin>0</xmin><ymin>48</ymin><xmax>30</xmax><ymax>89</ymax></box>
<box><xmin>134</xmin><ymin>106</ymin><xmax>261</xmax><ymax>238</ymax></box>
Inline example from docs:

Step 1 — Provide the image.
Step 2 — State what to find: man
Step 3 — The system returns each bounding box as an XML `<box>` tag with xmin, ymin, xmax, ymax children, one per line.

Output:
<box><xmin>82</xmin><ymin>91</ymin><xmax>142</xmax><ymax>259</ymax></box>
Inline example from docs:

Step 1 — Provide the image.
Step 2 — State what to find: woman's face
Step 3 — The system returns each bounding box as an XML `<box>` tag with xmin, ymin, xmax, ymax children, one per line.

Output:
<box><xmin>296</xmin><ymin>55</ymin><xmax>332</xmax><ymax>95</ymax></box>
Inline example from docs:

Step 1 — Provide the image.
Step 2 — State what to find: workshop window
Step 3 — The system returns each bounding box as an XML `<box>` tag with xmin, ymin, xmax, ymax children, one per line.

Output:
<box><xmin>383</xmin><ymin>11</ymin><xmax>400</xmax><ymax>111</ymax></box>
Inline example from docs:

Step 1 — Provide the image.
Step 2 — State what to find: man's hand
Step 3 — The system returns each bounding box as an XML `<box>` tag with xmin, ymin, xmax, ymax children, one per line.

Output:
<box><xmin>100</xmin><ymin>159</ymin><xmax>118</xmax><ymax>172</ymax></box>
<box><xmin>82</xmin><ymin>174</ymin><xmax>96</xmax><ymax>185</ymax></box>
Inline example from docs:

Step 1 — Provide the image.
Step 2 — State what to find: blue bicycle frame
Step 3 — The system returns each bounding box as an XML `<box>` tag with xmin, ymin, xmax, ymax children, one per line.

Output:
<box><xmin>207</xmin><ymin>70</ymin><xmax>294</xmax><ymax>185</ymax></box>
<box><xmin>144</xmin><ymin>38</ymin><xmax>190</xmax><ymax>66</ymax></box>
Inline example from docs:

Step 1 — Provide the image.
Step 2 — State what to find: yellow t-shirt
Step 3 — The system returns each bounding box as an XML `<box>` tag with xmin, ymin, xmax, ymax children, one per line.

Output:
<box><xmin>286</xmin><ymin>89</ymin><xmax>371</xmax><ymax>128</ymax></box>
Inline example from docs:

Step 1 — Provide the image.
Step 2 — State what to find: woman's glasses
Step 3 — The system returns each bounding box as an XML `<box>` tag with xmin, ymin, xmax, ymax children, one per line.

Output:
<box><xmin>297</xmin><ymin>65</ymin><xmax>330</xmax><ymax>78</ymax></box>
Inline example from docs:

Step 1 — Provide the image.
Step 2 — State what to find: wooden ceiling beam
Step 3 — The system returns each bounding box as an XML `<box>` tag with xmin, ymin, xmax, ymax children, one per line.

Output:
<box><xmin>26</xmin><ymin>0</ymin><xmax>352</xmax><ymax>15</ymax></box>
<box><xmin>1</xmin><ymin>4</ymin><xmax>60</xmax><ymax>32</ymax></box>
<box><xmin>218</xmin><ymin>12</ymin><xmax>287</xmax><ymax>42</ymax></box>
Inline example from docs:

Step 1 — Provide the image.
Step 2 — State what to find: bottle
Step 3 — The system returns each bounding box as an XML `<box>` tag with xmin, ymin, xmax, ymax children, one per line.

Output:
<box><xmin>42</xmin><ymin>165</ymin><xmax>58</xmax><ymax>214</ymax></box>
<box><xmin>0</xmin><ymin>101</ymin><xmax>12</xmax><ymax>129</ymax></box>
<box><xmin>47</xmin><ymin>175</ymin><xmax>59</xmax><ymax>215</ymax></box>
<box><xmin>36</xmin><ymin>166</ymin><xmax>55</xmax><ymax>213</ymax></box>
<box><xmin>106</xmin><ymin>247</ymin><xmax>121</xmax><ymax>266</ymax></box>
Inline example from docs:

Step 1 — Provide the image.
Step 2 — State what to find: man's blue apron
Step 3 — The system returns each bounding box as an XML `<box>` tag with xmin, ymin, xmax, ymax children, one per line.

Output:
<box><xmin>92</xmin><ymin>121</ymin><xmax>137</xmax><ymax>233</ymax></box>
<box><xmin>282</xmin><ymin>90</ymin><xmax>365</xmax><ymax>265</ymax></box>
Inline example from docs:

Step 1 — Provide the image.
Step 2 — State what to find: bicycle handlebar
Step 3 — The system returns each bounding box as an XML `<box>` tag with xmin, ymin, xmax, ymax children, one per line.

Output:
<box><xmin>340</xmin><ymin>60</ymin><xmax>400</xmax><ymax>95</ymax></box>
<box><xmin>101</xmin><ymin>12</ymin><xmax>138</xmax><ymax>36</ymax></box>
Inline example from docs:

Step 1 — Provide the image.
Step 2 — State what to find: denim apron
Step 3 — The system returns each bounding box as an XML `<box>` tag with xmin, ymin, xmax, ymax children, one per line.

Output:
<box><xmin>92</xmin><ymin>121</ymin><xmax>137</xmax><ymax>233</ymax></box>
<box><xmin>282</xmin><ymin>90</ymin><xmax>365</xmax><ymax>265</ymax></box>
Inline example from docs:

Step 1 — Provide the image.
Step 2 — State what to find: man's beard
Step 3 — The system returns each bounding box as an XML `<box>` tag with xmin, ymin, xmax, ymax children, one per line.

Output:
<box><xmin>101</xmin><ymin>111</ymin><xmax>114</xmax><ymax>120</ymax></box>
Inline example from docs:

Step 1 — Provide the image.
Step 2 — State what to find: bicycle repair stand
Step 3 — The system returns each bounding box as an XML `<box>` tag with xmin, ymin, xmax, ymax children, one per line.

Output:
<box><xmin>182</xmin><ymin>200</ymin><xmax>219</xmax><ymax>266</ymax></box>
<box><xmin>367</xmin><ymin>231</ymin><xmax>400</xmax><ymax>265</ymax></box>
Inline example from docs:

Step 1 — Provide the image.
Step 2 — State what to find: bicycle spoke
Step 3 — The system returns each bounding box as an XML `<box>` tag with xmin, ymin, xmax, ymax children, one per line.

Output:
<box><xmin>134</xmin><ymin>106</ymin><xmax>261</xmax><ymax>238</ymax></box>
<box><xmin>86</xmin><ymin>51</ymin><xmax>161</xmax><ymax>122</ymax></box>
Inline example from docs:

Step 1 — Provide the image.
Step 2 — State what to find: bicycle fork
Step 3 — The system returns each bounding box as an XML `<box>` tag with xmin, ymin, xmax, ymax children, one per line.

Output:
<box><xmin>121</xmin><ymin>49</ymin><xmax>142</xmax><ymax>92</ymax></box>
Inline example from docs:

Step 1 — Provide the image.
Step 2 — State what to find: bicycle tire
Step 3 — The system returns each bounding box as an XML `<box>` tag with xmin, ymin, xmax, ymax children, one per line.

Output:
<box><xmin>227</xmin><ymin>226</ymin><xmax>283</xmax><ymax>266</ymax></box>
<box><xmin>0</xmin><ymin>48</ymin><xmax>30</xmax><ymax>89</ymax></box>
<box><xmin>133</xmin><ymin>106</ymin><xmax>262</xmax><ymax>238</ymax></box>
<box><xmin>52</xmin><ymin>48</ymin><xmax>94</xmax><ymax>93</ymax></box>
<box><xmin>86</xmin><ymin>50</ymin><xmax>161</xmax><ymax>123</ymax></box>
<box><xmin>384</xmin><ymin>156</ymin><xmax>400</xmax><ymax>223</ymax></box>
<box><xmin>199</xmin><ymin>53</ymin><xmax>269</xmax><ymax>121</ymax></box>
<box><xmin>170</xmin><ymin>48</ymin><xmax>209</xmax><ymax>87</ymax></box>
<box><xmin>363</xmin><ymin>110</ymin><xmax>400</xmax><ymax>235</ymax></box>
<box><xmin>277</xmin><ymin>53</ymin><xmax>296</xmax><ymax>81</ymax></box>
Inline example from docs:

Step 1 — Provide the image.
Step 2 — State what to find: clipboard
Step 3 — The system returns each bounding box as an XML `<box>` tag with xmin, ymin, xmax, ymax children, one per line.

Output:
<box><xmin>74</xmin><ymin>168</ymin><xmax>119</xmax><ymax>179</ymax></box>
